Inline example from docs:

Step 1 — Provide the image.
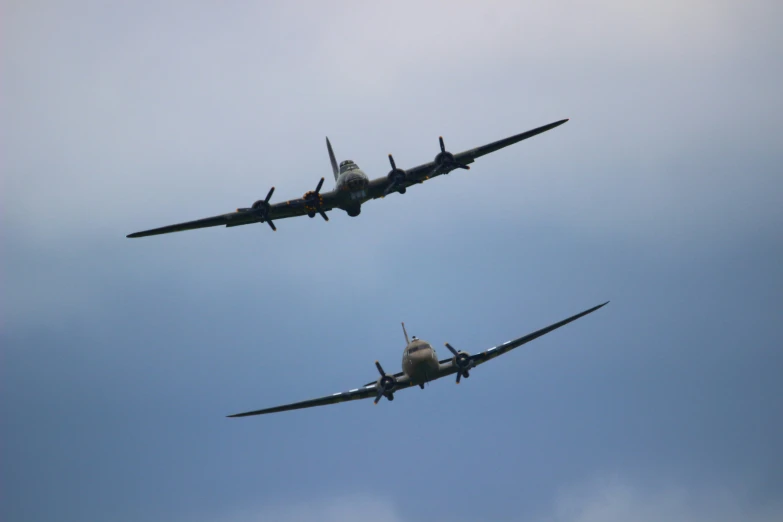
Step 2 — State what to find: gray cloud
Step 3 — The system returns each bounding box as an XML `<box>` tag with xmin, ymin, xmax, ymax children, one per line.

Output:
<box><xmin>200</xmin><ymin>477</ymin><xmax>783</xmax><ymax>522</ymax></box>
<box><xmin>546</xmin><ymin>476</ymin><xmax>783</xmax><ymax>522</ymax></box>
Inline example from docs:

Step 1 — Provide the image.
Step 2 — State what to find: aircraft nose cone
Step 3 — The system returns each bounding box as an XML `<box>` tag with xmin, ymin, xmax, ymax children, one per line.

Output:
<box><xmin>410</xmin><ymin>350</ymin><xmax>426</xmax><ymax>361</ymax></box>
<box><xmin>345</xmin><ymin>174</ymin><xmax>368</xmax><ymax>191</ymax></box>
<box><xmin>410</xmin><ymin>347</ymin><xmax>437</xmax><ymax>365</ymax></box>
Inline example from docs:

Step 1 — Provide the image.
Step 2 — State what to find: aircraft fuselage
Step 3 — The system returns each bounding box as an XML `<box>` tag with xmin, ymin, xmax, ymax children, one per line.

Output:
<box><xmin>401</xmin><ymin>339</ymin><xmax>440</xmax><ymax>385</ymax></box>
<box><xmin>331</xmin><ymin>160</ymin><xmax>370</xmax><ymax>216</ymax></box>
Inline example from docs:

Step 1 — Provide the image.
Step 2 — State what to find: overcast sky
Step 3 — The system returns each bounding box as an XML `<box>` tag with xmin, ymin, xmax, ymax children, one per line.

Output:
<box><xmin>3</xmin><ymin>1</ymin><xmax>782</xmax><ymax>521</ymax></box>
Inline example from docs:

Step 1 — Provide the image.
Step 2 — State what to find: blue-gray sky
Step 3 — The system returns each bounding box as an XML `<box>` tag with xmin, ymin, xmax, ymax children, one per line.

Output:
<box><xmin>2</xmin><ymin>1</ymin><xmax>782</xmax><ymax>521</ymax></box>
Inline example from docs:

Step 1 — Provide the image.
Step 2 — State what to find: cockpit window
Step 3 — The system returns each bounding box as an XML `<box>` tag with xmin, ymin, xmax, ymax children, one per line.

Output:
<box><xmin>340</xmin><ymin>160</ymin><xmax>358</xmax><ymax>172</ymax></box>
<box><xmin>408</xmin><ymin>346</ymin><xmax>420</xmax><ymax>354</ymax></box>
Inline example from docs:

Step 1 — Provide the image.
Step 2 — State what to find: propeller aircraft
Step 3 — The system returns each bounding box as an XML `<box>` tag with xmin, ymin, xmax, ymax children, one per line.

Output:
<box><xmin>228</xmin><ymin>301</ymin><xmax>607</xmax><ymax>418</ymax></box>
<box><xmin>127</xmin><ymin>119</ymin><xmax>568</xmax><ymax>238</ymax></box>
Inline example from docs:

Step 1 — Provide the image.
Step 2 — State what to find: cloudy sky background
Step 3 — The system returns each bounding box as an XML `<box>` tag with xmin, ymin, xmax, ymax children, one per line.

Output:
<box><xmin>3</xmin><ymin>1</ymin><xmax>782</xmax><ymax>521</ymax></box>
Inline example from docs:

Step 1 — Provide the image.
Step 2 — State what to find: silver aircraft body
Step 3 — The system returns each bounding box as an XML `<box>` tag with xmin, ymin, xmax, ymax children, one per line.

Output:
<box><xmin>228</xmin><ymin>301</ymin><xmax>608</xmax><ymax>417</ymax></box>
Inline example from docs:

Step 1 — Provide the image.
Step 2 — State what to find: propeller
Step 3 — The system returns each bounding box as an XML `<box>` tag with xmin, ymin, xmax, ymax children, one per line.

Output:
<box><xmin>303</xmin><ymin>177</ymin><xmax>329</xmax><ymax>221</ymax></box>
<box><xmin>445</xmin><ymin>343</ymin><xmax>472</xmax><ymax>384</ymax></box>
<box><xmin>384</xmin><ymin>154</ymin><xmax>407</xmax><ymax>196</ymax></box>
<box><xmin>374</xmin><ymin>360</ymin><xmax>396</xmax><ymax>404</ymax></box>
<box><xmin>433</xmin><ymin>136</ymin><xmax>471</xmax><ymax>174</ymax></box>
<box><xmin>237</xmin><ymin>186</ymin><xmax>277</xmax><ymax>231</ymax></box>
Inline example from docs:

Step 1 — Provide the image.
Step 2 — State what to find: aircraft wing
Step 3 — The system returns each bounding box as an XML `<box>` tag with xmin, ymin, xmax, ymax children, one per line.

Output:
<box><xmin>127</xmin><ymin>193</ymin><xmax>338</xmax><ymax>238</ymax></box>
<box><xmin>227</xmin><ymin>372</ymin><xmax>414</xmax><ymax>418</ymax></box>
<box><xmin>435</xmin><ymin>301</ymin><xmax>609</xmax><ymax>379</ymax></box>
<box><xmin>365</xmin><ymin>118</ymin><xmax>569</xmax><ymax>199</ymax></box>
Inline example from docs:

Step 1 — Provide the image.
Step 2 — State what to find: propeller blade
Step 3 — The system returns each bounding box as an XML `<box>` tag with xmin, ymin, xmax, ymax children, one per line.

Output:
<box><xmin>458</xmin><ymin>165</ymin><xmax>470</xmax><ymax>170</ymax></box>
<box><xmin>375</xmin><ymin>361</ymin><xmax>386</xmax><ymax>376</ymax></box>
<box><xmin>374</xmin><ymin>391</ymin><xmax>383</xmax><ymax>404</ymax></box>
<box><xmin>445</xmin><ymin>342</ymin><xmax>458</xmax><ymax>357</ymax></box>
<box><xmin>383</xmin><ymin>182</ymin><xmax>397</xmax><ymax>196</ymax></box>
<box><xmin>439</xmin><ymin>136</ymin><xmax>446</xmax><ymax>153</ymax></box>
<box><xmin>265</xmin><ymin>186</ymin><xmax>275</xmax><ymax>203</ymax></box>
<box><xmin>266</xmin><ymin>219</ymin><xmax>276</xmax><ymax>231</ymax></box>
<box><xmin>456</xmin><ymin>372</ymin><xmax>461</xmax><ymax>384</ymax></box>
<box><xmin>318</xmin><ymin>209</ymin><xmax>329</xmax><ymax>221</ymax></box>
<box><xmin>388</xmin><ymin>154</ymin><xmax>396</xmax><ymax>170</ymax></box>
<box><xmin>315</xmin><ymin>177</ymin><xmax>325</xmax><ymax>194</ymax></box>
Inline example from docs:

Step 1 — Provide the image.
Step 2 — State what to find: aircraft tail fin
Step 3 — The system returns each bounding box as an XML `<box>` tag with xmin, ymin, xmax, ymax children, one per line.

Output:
<box><xmin>401</xmin><ymin>322</ymin><xmax>410</xmax><ymax>345</ymax></box>
<box><xmin>326</xmin><ymin>137</ymin><xmax>339</xmax><ymax>181</ymax></box>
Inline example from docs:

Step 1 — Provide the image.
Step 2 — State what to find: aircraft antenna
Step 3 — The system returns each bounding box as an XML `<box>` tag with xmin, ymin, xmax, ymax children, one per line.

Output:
<box><xmin>401</xmin><ymin>322</ymin><xmax>410</xmax><ymax>345</ymax></box>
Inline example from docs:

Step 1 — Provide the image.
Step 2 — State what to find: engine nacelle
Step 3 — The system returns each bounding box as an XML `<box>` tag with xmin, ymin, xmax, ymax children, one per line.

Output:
<box><xmin>376</xmin><ymin>374</ymin><xmax>397</xmax><ymax>394</ymax></box>
<box><xmin>444</xmin><ymin>342</ymin><xmax>472</xmax><ymax>384</ymax></box>
<box><xmin>387</xmin><ymin>167</ymin><xmax>406</xmax><ymax>184</ymax></box>
<box><xmin>432</xmin><ymin>136</ymin><xmax>469</xmax><ymax>173</ymax></box>
<box><xmin>434</xmin><ymin>150</ymin><xmax>455</xmax><ymax>167</ymax></box>
<box><xmin>302</xmin><ymin>190</ymin><xmax>324</xmax><ymax>213</ymax></box>
<box><xmin>452</xmin><ymin>350</ymin><xmax>471</xmax><ymax>371</ymax></box>
<box><xmin>384</xmin><ymin>154</ymin><xmax>408</xmax><ymax>195</ymax></box>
